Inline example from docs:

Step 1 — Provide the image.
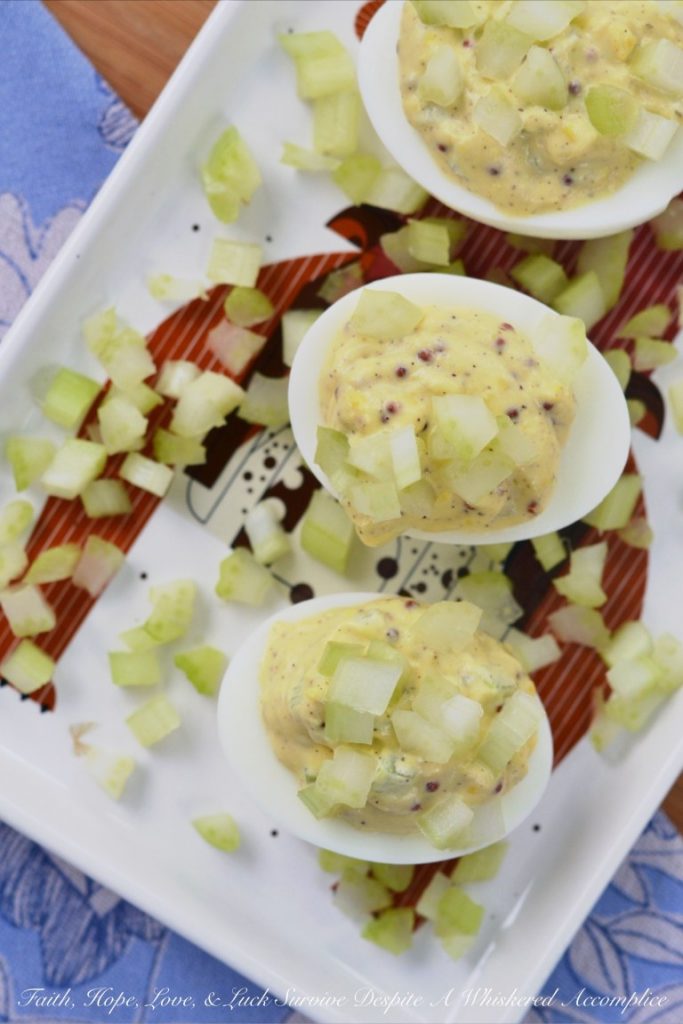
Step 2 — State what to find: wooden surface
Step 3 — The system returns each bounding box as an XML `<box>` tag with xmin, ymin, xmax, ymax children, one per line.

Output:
<box><xmin>44</xmin><ymin>0</ymin><xmax>683</xmax><ymax>833</ymax></box>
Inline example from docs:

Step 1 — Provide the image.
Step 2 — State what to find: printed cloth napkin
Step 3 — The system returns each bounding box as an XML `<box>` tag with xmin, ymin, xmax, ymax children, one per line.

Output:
<box><xmin>0</xmin><ymin>3</ymin><xmax>682</xmax><ymax>1022</ymax></box>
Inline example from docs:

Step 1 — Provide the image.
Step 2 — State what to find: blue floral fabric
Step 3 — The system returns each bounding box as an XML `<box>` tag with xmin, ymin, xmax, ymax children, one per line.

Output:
<box><xmin>0</xmin><ymin>3</ymin><xmax>681</xmax><ymax>1022</ymax></box>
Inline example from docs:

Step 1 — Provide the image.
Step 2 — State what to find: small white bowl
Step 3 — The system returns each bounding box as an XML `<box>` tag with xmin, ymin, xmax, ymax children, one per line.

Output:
<box><xmin>358</xmin><ymin>0</ymin><xmax>683</xmax><ymax>240</ymax></box>
<box><xmin>288</xmin><ymin>273</ymin><xmax>630</xmax><ymax>547</ymax></box>
<box><xmin>217</xmin><ymin>592</ymin><xmax>553</xmax><ymax>865</ymax></box>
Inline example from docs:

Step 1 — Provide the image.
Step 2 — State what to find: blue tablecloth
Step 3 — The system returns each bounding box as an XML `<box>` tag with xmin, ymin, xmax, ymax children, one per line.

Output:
<box><xmin>0</xmin><ymin>4</ymin><xmax>681</xmax><ymax>1022</ymax></box>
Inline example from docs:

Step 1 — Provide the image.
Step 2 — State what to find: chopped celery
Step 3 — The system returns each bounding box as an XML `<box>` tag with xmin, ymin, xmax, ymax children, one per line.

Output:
<box><xmin>82</xmin><ymin>479</ymin><xmax>132</xmax><ymax>518</ymax></box>
<box><xmin>126</xmin><ymin>694</ymin><xmax>181</xmax><ymax>747</ymax></box>
<box><xmin>505</xmin><ymin>0</ymin><xmax>582</xmax><ymax>39</ymax></box>
<box><xmin>324</xmin><ymin>703</ymin><xmax>375</xmax><ymax>745</ymax></box>
<box><xmin>97</xmin><ymin>395</ymin><xmax>147</xmax><ymax>455</ymax></box>
<box><xmin>215</xmin><ymin>548</ymin><xmax>273</xmax><ymax>605</ymax></box>
<box><xmin>533</xmin><ymin>313</ymin><xmax>588</xmax><ymax>382</ymax></box>
<box><xmin>494</xmin><ymin>420</ymin><xmax>537</xmax><ymax>465</ymax></box>
<box><xmin>391</xmin><ymin>708</ymin><xmax>455</xmax><ymax>763</ymax></box>
<box><xmin>432</xmin><ymin>394</ymin><xmax>498</xmax><ymax>461</ymax></box>
<box><xmin>245</xmin><ymin>502</ymin><xmax>290</xmax><ymax>564</ymax></box>
<box><xmin>419</xmin><ymin>45</ymin><xmax>463</xmax><ymax>107</ymax></box>
<box><xmin>531</xmin><ymin>531</ymin><xmax>566</xmax><ymax>571</ymax></box>
<box><xmin>317</xmin><ymin>261</ymin><xmax>363</xmax><ymax>304</ymax></box>
<box><xmin>313</xmin><ymin>91</ymin><xmax>360</xmax><ymax>157</ymax></box>
<box><xmin>604</xmin><ymin>349</ymin><xmax>631</xmax><ymax>391</ymax></box>
<box><xmin>156</xmin><ymin>360</ymin><xmax>200</xmax><ymax>399</ymax></box>
<box><xmin>201</xmin><ymin>126</ymin><xmax>261</xmax><ymax>223</ymax></box>
<box><xmin>414</xmin><ymin>685</ymin><xmax>482</xmax><ymax>746</ymax></box>
<box><xmin>349</xmin><ymin>289</ymin><xmax>423</xmax><ymax>339</ymax></box>
<box><xmin>458</xmin><ymin>572</ymin><xmax>522</xmax><ymax>639</ymax></box>
<box><xmin>282</xmin><ymin>309</ymin><xmax>321</xmax><ymax>367</ymax></box>
<box><xmin>170</xmin><ymin>371</ymin><xmax>245</xmax><ymax>437</ymax></box>
<box><xmin>0</xmin><ymin>544</ymin><xmax>28</xmax><ymax>590</ymax></box>
<box><xmin>452</xmin><ymin>841</ymin><xmax>508</xmax><ymax>883</ymax></box>
<box><xmin>153</xmin><ymin>429</ymin><xmax>206</xmax><ymax>468</ymax></box>
<box><xmin>333</xmin><ymin>870</ymin><xmax>391</xmax><ymax>919</ymax></box>
<box><xmin>618</xmin><ymin>516</ymin><xmax>653</xmax><ymax>549</ymax></box>
<box><xmin>506</xmin><ymin>234</ymin><xmax>554</xmax><ymax>255</ymax></box>
<box><xmin>145</xmin><ymin>580</ymin><xmax>196</xmax><ymax>643</ymax></box>
<box><xmin>237</xmin><ymin>374</ymin><xmax>289</xmax><ymax>429</ymax></box>
<box><xmin>41</xmin><ymin>440</ymin><xmax>107</xmax><ymax>500</ymax></box>
<box><xmin>476</xmin><ymin>20</ymin><xmax>531</xmax><ymax>79</ymax></box>
<box><xmin>418</xmin><ymin>795</ymin><xmax>474</xmax><ymax>849</ymax></box>
<box><xmin>280</xmin><ymin>32</ymin><xmax>355</xmax><ymax>100</ymax></box>
<box><xmin>0</xmin><ymin>585</ymin><xmax>56</xmax><ymax>637</ymax></box>
<box><xmin>583</xmin><ymin>473</ymin><xmax>642</xmax><ymax>530</ymax></box>
<box><xmin>586</xmin><ymin>86</ymin><xmax>638</xmax><ymax>136</ymax></box>
<box><xmin>380</xmin><ymin>225</ymin><xmax>431</xmax><ymax>273</ymax></box>
<box><xmin>84</xmin><ymin>747</ymin><xmax>135</xmax><ymax>800</ymax></box>
<box><xmin>412</xmin><ymin>600</ymin><xmax>482</xmax><ymax>652</ymax></box>
<box><xmin>390</xmin><ymin>426</ymin><xmax>422</xmax><ymax>490</ymax></box>
<box><xmin>0</xmin><ymin>500</ymin><xmax>33</xmax><ymax>545</ymax></box>
<box><xmin>301</xmin><ymin>490</ymin><xmax>354</xmax><ymax>575</ymax></box>
<box><xmin>652</xmin><ymin>199</ymin><xmax>683</xmax><ymax>251</ymax></box>
<box><xmin>346</xmin><ymin>432</ymin><xmax>392</xmax><ymax>480</ymax></box>
<box><xmin>413</xmin><ymin>0</ymin><xmax>487</xmax><ymax>28</ymax></box>
<box><xmin>436</xmin><ymin>886</ymin><xmax>484</xmax><ymax>935</ymax></box>
<box><xmin>109</xmin><ymin>382</ymin><xmax>161</xmax><ymax>415</ymax></box>
<box><xmin>5</xmin><ymin>437</ymin><xmax>56</xmax><ymax>491</ymax></box>
<box><xmin>119</xmin><ymin>453</ymin><xmax>173</xmax><ymax>497</ymax></box>
<box><xmin>669</xmin><ymin>378</ymin><xmax>683</xmax><ymax>433</ymax></box>
<box><xmin>332</xmin><ymin>153</ymin><xmax>382</xmax><ymax>204</ymax></box>
<box><xmin>416</xmin><ymin>872</ymin><xmax>452</xmax><ymax>921</ymax></box>
<box><xmin>25</xmin><ymin>544</ymin><xmax>80</xmax><ymax>584</ymax></box>
<box><xmin>72</xmin><ymin>536</ymin><xmax>124</xmax><ymax>597</ymax></box>
<box><xmin>653</xmin><ymin>633</ymin><xmax>683</xmax><ymax>692</ymax></box>
<box><xmin>207</xmin><ymin>239</ymin><xmax>262</xmax><ymax>287</ymax></box>
<box><xmin>329</xmin><ymin>657</ymin><xmax>402</xmax><ymax>715</ymax></box>
<box><xmin>512</xmin><ymin>46</ymin><xmax>567</xmax><ymax>110</ymax></box>
<box><xmin>147</xmin><ymin>275</ymin><xmax>207</xmax><ymax>303</ymax></box>
<box><xmin>602</xmin><ymin>621</ymin><xmax>652</xmax><ymax>669</ymax></box>
<box><xmin>633</xmin><ymin>337</ymin><xmax>677</xmax><ymax>372</ymax></box>
<box><xmin>552</xmin><ymin>272</ymin><xmax>606</xmax><ymax>331</ymax></box>
<box><xmin>553</xmin><ymin>541</ymin><xmax>608</xmax><ymax>608</ymax></box>
<box><xmin>318</xmin><ymin>641</ymin><xmax>366</xmax><ymax>677</ymax></box>
<box><xmin>120</xmin><ymin>626</ymin><xmax>161</xmax><ymax>653</ymax></box>
<box><xmin>576</xmin><ymin>230</ymin><xmax>632</xmax><ymax>310</ymax></box>
<box><xmin>192</xmin><ymin>813</ymin><xmax>240</xmax><ymax>852</ymax></box>
<box><xmin>618</xmin><ymin>304</ymin><xmax>671</xmax><ymax>339</ymax></box>
<box><xmin>109</xmin><ymin>649</ymin><xmax>162</xmax><ymax>688</ymax></box>
<box><xmin>607</xmin><ymin>655</ymin><xmax>662</xmax><ymax>700</ymax></box>
<box><xmin>510</xmin><ymin>254</ymin><xmax>568</xmax><ymax>304</ymax></box>
<box><xmin>630</xmin><ymin>39</ymin><xmax>683</xmax><ymax>97</ymax></box>
<box><xmin>472</xmin><ymin>88</ymin><xmax>522</xmax><ymax>146</ymax></box>
<box><xmin>624</xmin><ymin>109</ymin><xmax>679</xmax><ymax>160</ymax></box>
<box><xmin>281</xmin><ymin>142</ymin><xmax>340</xmax><ymax>171</ymax></box>
<box><xmin>0</xmin><ymin>640</ymin><xmax>54</xmax><ymax>693</ymax></box>
<box><xmin>314</xmin><ymin>427</ymin><xmax>351</xmax><ymax>489</ymax></box>
<box><xmin>548</xmin><ymin>605</ymin><xmax>610</xmax><ymax>648</ymax></box>
<box><xmin>370</xmin><ymin>863</ymin><xmax>414</xmax><ymax>893</ymax></box>
<box><xmin>590</xmin><ymin>689</ymin><xmax>624</xmax><ymax>753</ymax></box>
<box><xmin>362</xmin><ymin>908</ymin><xmax>414</xmax><ymax>956</ymax></box>
<box><xmin>94</xmin><ymin>336</ymin><xmax>156</xmax><ymax>393</ymax></box>
<box><xmin>41</xmin><ymin>368</ymin><xmax>100</xmax><ymax>430</ymax></box>
<box><xmin>506</xmin><ymin>629</ymin><xmax>561</xmax><ymax>672</ymax></box>
<box><xmin>604</xmin><ymin>688</ymin><xmax>667</xmax><ymax>732</ymax></box>
<box><xmin>224</xmin><ymin>286</ymin><xmax>274</xmax><ymax>327</ymax></box>
<box><xmin>478</xmin><ymin>691</ymin><xmax>540</xmax><ymax>774</ymax></box>
<box><xmin>313</xmin><ymin>747</ymin><xmax>377</xmax><ymax>809</ymax></box>
<box><xmin>364</xmin><ymin>167</ymin><xmax>428</xmax><ymax>215</ymax></box>
<box><xmin>407</xmin><ymin>219</ymin><xmax>451</xmax><ymax>266</ymax></box>
<box><xmin>83</xmin><ymin>307</ymin><xmax>116</xmax><ymax>352</ymax></box>
<box><xmin>349</xmin><ymin>481</ymin><xmax>401</xmax><ymax>522</ymax></box>
<box><xmin>318</xmin><ymin>849</ymin><xmax>369</xmax><ymax>876</ymax></box>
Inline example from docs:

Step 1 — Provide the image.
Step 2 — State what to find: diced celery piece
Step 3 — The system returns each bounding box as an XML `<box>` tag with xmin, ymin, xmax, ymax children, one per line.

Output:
<box><xmin>153</xmin><ymin>429</ymin><xmax>206</xmax><ymax>468</ymax></box>
<box><xmin>380</xmin><ymin>225</ymin><xmax>431</xmax><ymax>273</ymax></box>
<box><xmin>604</xmin><ymin>688</ymin><xmax>667</xmax><ymax>732</ymax></box>
<box><xmin>411</xmin><ymin>600</ymin><xmax>482</xmax><ymax>652</ymax></box>
<box><xmin>170</xmin><ymin>371</ymin><xmax>245</xmax><ymax>437</ymax></box>
<box><xmin>399</xmin><ymin>478</ymin><xmax>437</xmax><ymax>518</ymax></box>
<box><xmin>282</xmin><ymin>309</ymin><xmax>321</xmax><ymax>367</ymax></box>
<box><xmin>5</xmin><ymin>437</ymin><xmax>56</xmax><ymax>491</ymax></box>
<box><xmin>192</xmin><ymin>813</ymin><xmax>240</xmax><ymax>852</ymax></box>
<box><xmin>313</xmin><ymin>91</ymin><xmax>360</xmax><ymax>157</ymax></box>
<box><xmin>147</xmin><ymin>274</ymin><xmax>207</xmax><ymax>303</ymax></box>
<box><xmin>224</xmin><ymin>286</ymin><xmax>274</xmax><ymax>327</ymax></box>
<box><xmin>576</xmin><ymin>230</ymin><xmax>633</xmax><ymax>310</ymax></box>
<box><xmin>81</xmin><ymin>479</ymin><xmax>132</xmax><ymax>518</ymax></box>
<box><xmin>216</xmin><ymin>548</ymin><xmax>273</xmax><ymax>605</ymax></box>
<box><xmin>506</xmin><ymin>234</ymin><xmax>554</xmax><ymax>255</ymax></box>
<box><xmin>119</xmin><ymin>453</ymin><xmax>173</xmax><ymax>498</ymax></box>
<box><xmin>607</xmin><ymin>655</ymin><xmax>661</xmax><ymax>700</ymax></box>
<box><xmin>333</xmin><ymin>870</ymin><xmax>391</xmax><ymax>919</ymax></box>
<box><xmin>506</xmin><ymin>629</ymin><xmax>561</xmax><ymax>672</ymax></box>
<box><xmin>652</xmin><ymin>199</ymin><xmax>683</xmax><ymax>251</ymax></box>
<box><xmin>207</xmin><ymin>239</ymin><xmax>262</xmax><ymax>287</ymax></box>
<box><xmin>41</xmin><ymin>368</ymin><xmax>100</xmax><ymax>430</ymax></box>
<box><xmin>324</xmin><ymin>702</ymin><xmax>375</xmax><ymax>745</ymax></box>
<box><xmin>313</xmin><ymin>747</ymin><xmax>377</xmax><ymax>809</ymax></box>
<box><xmin>604</xmin><ymin>349</ymin><xmax>632</xmax><ymax>390</ymax></box>
<box><xmin>531</xmin><ymin>531</ymin><xmax>566</xmax><ymax>571</ymax></box>
<box><xmin>84</xmin><ymin>747</ymin><xmax>135</xmax><ymax>800</ymax></box>
<box><xmin>145</xmin><ymin>580</ymin><xmax>196</xmax><ymax>643</ymax></box>
<box><xmin>97</xmin><ymin>396</ymin><xmax>147</xmax><ymax>455</ymax></box>
<box><xmin>419</xmin><ymin>795</ymin><xmax>474</xmax><ymax>850</ymax></box>
<box><xmin>362</xmin><ymin>908</ymin><xmax>414</xmax><ymax>956</ymax></box>
<box><xmin>583</xmin><ymin>473</ymin><xmax>642</xmax><ymax>530</ymax></box>
<box><xmin>505</xmin><ymin>0</ymin><xmax>582</xmax><ymax>39</ymax></box>
<box><xmin>436</xmin><ymin>885</ymin><xmax>484</xmax><ymax>934</ymax></box>
<box><xmin>109</xmin><ymin>649</ymin><xmax>162</xmax><ymax>688</ymax></box>
<box><xmin>317</xmin><ymin>261</ymin><xmax>364</xmax><ymax>304</ymax></box>
<box><xmin>349</xmin><ymin>289</ymin><xmax>423</xmax><ymax>340</ymax></box>
<box><xmin>586</xmin><ymin>86</ymin><xmax>638</xmax><ymax>135</ymax></box>
<box><xmin>371</xmin><ymin>863</ymin><xmax>414</xmax><ymax>894</ymax></box>
<box><xmin>25</xmin><ymin>544</ymin><xmax>80</xmax><ymax>584</ymax></box>
<box><xmin>318</xmin><ymin>641</ymin><xmax>366</xmax><ymax>676</ymax></box>
<box><xmin>633</xmin><ymin>337</ymin><xmax>677</xmax><ymax>371</ymax></box>
<box><xmin>416</xmin><ymin>871</ymin><xmax>452</xmax><ymax>921</ymax></box>
<box><xmin>120</xmin><ymin>626</ymin><xmax>162</xmax><ymax>653</ymax></box>
<box><xmin>298</xmin><ymin>784</ymin><xmax>335</xmax><ymax>819</ymax></box>
<box><xmin>628</xmin><ymin>399</ymin><xmax>646</xmax><ymax>426</ymax></box>
<box><xmin>624</xmin><ymin>109</ymin><xmax>679</xmax><ymax>159</ymax></box>
<box><xmin>458</xmin><ymin>572</ymin><xmax>522</xmax><ymax>639</ymax></box>
<box><xmin>301</xmin><ymin>490</ymin><xmax>354</xmax><ymax>574</ymax></box>
<box><xmin>202</xmin><ymin>126</ymin><xmax>261</xmax><ymax>222</ymax></box>
<box><xmin>407</xmin><ymin>219</ymin><xmax>450</xmax><ymax>266</ymax></box>
<box><xmin>552</xmin><ymin>272</ymin><xmax>606</xmax><ymax>331</ymax></box>
<box><xmin>156</xmin><ymin>360</ymin><xmax>200</xmax><ymax>399</ymax></box>
<box><xmin>553</xmin><ymin>541</ymin><xmax>608</xmax><ymax>608</ymax></box>
<box><xmin>314</xmin><ymin>426</ymin><xmax>351</xmax><ymax>490</ymax></box>
<box><xmin>126</xmin><ymin>694</ymin><xmax>181</xmax><ymax>747</ymax></box>
<box><xmin>329</xmin><ymin>657</ymin><xmax>402</xmax><ymax>715</ymax></box>
<box><xmin>472</xmin><ymin>88</ymin><xmax>522</xmax><ymax>146</ymax></box>
<box><xmin>281</xmin><ymin>142</ymin><xmax>340</xmax><ymax>172</ymax></box>
<box><xmin>0</xmin><ymin>500</ymin><xmax>33</xmax><ymax>545</ymax></box>
<box><xmin>432</xmin><ymin>394</ymin><xmax>498</xmax><ymax>462</ymax></box>
<box><xmin>237</xmin><ymin>374</ymin><xmax>289</xmax><ymax>429</ymax></box>
<box><xmin>434</xmin><ymin>691</ymin><xmax>483</xmax><ymax>746</ymax></box>
<box><xmin>653</xmin><ymin>632</ymin><xmax>683</xmax><ymax>692</ymax></box>
<box><xmin>510</xmin><ymin>254</ymin><xmax>568</xmax><ymax>304</ymax></box>
<box><xmin>618</xmin><ymin>304</ymin><xmax>671</xmax><ymax>339</ymax></box>
<box><xmin>318</xmin><ymin>849</ymin><xmax>369</xmax><ymax>876</ymax></box>
<box><xmin>669</xmin><ymin>378</ymin><xmax>683</xmax><ymax>433</ymax></box>
<box><xmin>548</xmin><ymin>605</ymin><xmax>610</xmax><ymax>648</ymax></box>
<box><xmin>245</xmin><ymin>502</ymin><xmax>290</xmax><ymax>565</ymax></box>
<box><xmin>346</xmin><ymin>432</ymin><xmax>392</xmax><ymax>480</ymax></box>
<box><xmin>72</xmin><ymin>536</ymin><xmax>124</xmax><ymax>597</ymax></box>
<box><xmin>0</xmin><ymin>544</ymin><xmax>28</xmax><ymax>590</ymax></box>
<box><xmin>476</xmin><ymin>20</ymin><xmax>531</xmax><ymax>78</ymax></box>
<box><xmin>413</xmin><ymin>0</ymin><xmax>487</xmax><ymax>27</ymax></box>
<box><xmin>83</xmin><ymin>306</ymin><xmax>117</xmax><ymax>351</ymax></box>
<box><xmin>452</xmin><ymin>841</ymin><xmax>508</xmax><ymax>882</ymax></box>
<box><xmin>332</xmin><ymin>153</ymin><xmax>382</xmax><ymax>204</ymax></box>
<box><xmin>288</xmin><ymin>44</ymin><xmax>356</xmax><ymax>101</ymax></box>
<box><xmin>41</xmin><ymin>440</ymin><xmax>107</xmax><ymax>500</ymax></box>
<box><xmin>110</xmin><ymin>383</ymin><xmax>162</xmax><ymax>415</ymax></box>
<box><xmin>391</xmin><ymin>708</ymin><xmax>455</xmax><ymax>763</ymax></box>
<box><xmin>349</xmin><ymin>481</ymin><xmax>401</xmax><ymax>522</ymax></box>
<box><xmin>448</xmin><ymin>448</ymin><xmax>515</xmax><ymax>506</ymax></box>
<box><xmin>602</xmin><ymin>621</ymin><xmax>652</xmax><ymax>669</ymax></box>
<box><xmin>364</xmin><ymin>166</ymin><xmax>428</xmax><ymax>215</ymax></box>
<box><xmin>419</xmin><ymin>45</ymin><xmax>463</xmax><ymax>107</ymax></box>
<box><xmin>97</xmin><ymin>338</ymin><xmax>156</xmax><ymax>393</ymax></box>
<box><xmin>390</xmin><ymin>426</ymin><xmax>422</xmax><ymax>490</ymax></box>
<box><xmin>512</xmin><ymin>45</ymin><xmax>567</xmax><ymax>109</ymax></box>
<box><xmin>631</xmin><ymin>39</ymin><xmax>683</xmax><ymax>97</ymax></box>
<box><xmin>618</xmin><ymin>516</ymin><xmax>653</xmax><ymax>549</ymax></box>
<box><xmin>477</xmin><ymin>691</ymin><xmax>540</xmax><ymax>774</ymax></box>
<box><xmin>0</xmin><ymin>639</ymin><xmax>54</xmax><ymax>693</ymax></box>
<box><xmin>590</xmin><ymin>689</ymin><xmax>624</xmax><ymax>753</ymax></box>
<box><xmin>0</xmin><ymin>585</ymin><xmax>56</xmax><ymax>637</ymax></box>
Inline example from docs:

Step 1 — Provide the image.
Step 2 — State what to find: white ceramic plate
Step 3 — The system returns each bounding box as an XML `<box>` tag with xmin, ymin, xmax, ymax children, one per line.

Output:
<box><xmin>358</xmin><ymin>0</ymin><xmax>683</xmax><ymax>240</ymax></box>
<box><xmin>0</xmin><ymin>3</ymin><xmax>681</xmax><ymax>1023</ymax></box>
